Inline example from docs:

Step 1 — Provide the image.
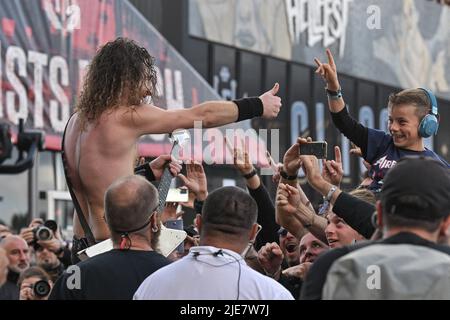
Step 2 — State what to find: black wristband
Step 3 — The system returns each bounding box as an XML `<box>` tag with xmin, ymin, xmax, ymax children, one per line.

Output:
<box><xmin>194</xmin><ymin>199</ymin><xmax>204</xmax><ymax>215</ymax></box>
<box><xmin>134</xmin><ymin>163</ymin><xmax>156</xmax><ymax>182</ymax></box>
<box><xmin>242</xmin><ymin>169</ymin><xmax>257</xmax><ymax>179</ymax></box>
<box><xmin>280</xmin><ymin>170</ymin><xmax>297</xmax><ymax>180</ymax></box>
<box><xmin>233</xmin><ymin>97</ymin><xmax>263</xmax><ymax>122</ymax></box>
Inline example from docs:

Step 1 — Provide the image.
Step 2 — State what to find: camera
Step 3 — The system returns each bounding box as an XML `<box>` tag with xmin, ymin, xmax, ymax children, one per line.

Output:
<box><xmin>33</xmin><ymin>220</ymin><xmax>58</xmax><ymax>242</ymax></box>
<box><xmin>33</xmin><ymin>280</ymin><xmax>51</xmax><ymax>297</ymax></box>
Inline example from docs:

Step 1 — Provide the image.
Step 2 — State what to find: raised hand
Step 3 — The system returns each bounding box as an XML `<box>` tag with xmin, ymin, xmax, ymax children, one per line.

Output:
<box><xmin>300</xmin><ymin>155</ymin><xmax>326</xmax><ymax>192</ymax></box>
<box><xmin>350</xmin><ymin>145</ymin><xmax>371</xmax><ymax>170</ymax></box>
<box><xmin>276</xmin><ymin>183</ymin><xmax>301</xmax><ymax>214</ymax></box>
<box><xmin>283</xmin><ymin>137</ymin><xmax>311</xmax><ymax>176</ymax></box>
<box><xmin>257</xmin><ymin>242</ymin><xmax>284</xmax><ymax>278</ymax></box>
<box><xmin>322</xmin><ymin>146</ymin><xmax>343</xmax><ymax>186</ymax></box>
<box><xmin>178</xmin><ymin>162</ymin><xmax>208</xmax><ymax>201</ymax></box>
<box><xmin>225</xmin><ymin>137</ymin><xmax>255</xmax><ymax>176</ymax></box>
<box><xmin>314</xmin><ymin>49</ymin><xmax>340</xmax><ymax>91</ymax></box>
<box><xmin>150</xmin><ymin>154</ymin><xmax>182</xmax><ymax>180</ymax></box>
<box><xmin>259</xmin><ymin>83</ymin><xmax>282</xmax><ymax>119</ymax></box>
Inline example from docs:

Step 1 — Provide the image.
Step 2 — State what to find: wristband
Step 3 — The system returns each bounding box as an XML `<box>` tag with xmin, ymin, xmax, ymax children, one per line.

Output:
<box><xmin>326</xmin><ymin>87</ymin><xmax>342</xmax><ymax>100</ymax></box>
<box><xmin>264</xmin><ymin>266</ymin><xmax>282</xmax><ymax>279</ymax></box>
<box><xmin>134</xmin><ymin>163</ymin><xmax>156</xmax><ymax>182</ymax></box>
<box><xmin>233</xmin><ymin>97</ymin><xmax>263</xmax><ymax>122</ymax></box>
<box><xmin>280</xmin><ymin>169</ymin><xmax>297</xmax><ymax>181</ymax></box>
<box><xmin>325</xmin><ymin>185</ymin><xmax>338</xmax><ymax>201</ymax></box>
<box><xmin>242</xmin><ymin>169</ymin><xmax>257</xmax><ymax>179</ymax></box>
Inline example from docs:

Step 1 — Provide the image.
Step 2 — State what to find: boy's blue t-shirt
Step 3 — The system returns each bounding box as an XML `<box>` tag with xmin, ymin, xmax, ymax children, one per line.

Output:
<box><xmin>365</xmin><ymin>128</ymin><xmax>450</xmax><ymax>191</ymax></box>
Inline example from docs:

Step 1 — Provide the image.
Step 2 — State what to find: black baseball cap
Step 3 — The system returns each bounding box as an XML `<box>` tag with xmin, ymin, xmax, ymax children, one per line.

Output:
<box><xmin>381</xmin><ymin>156</ymin><xmax>450</xmax><ymax>221</ymax></box>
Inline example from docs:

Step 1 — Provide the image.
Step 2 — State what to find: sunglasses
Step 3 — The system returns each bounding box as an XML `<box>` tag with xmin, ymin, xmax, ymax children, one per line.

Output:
<box><xmin>277</xmin><ymin>228</ymin><xmax>288</xmax><ymax>237</ymax></box>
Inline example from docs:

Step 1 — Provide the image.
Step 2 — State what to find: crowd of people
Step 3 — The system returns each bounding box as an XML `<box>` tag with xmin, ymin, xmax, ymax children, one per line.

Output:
<box><xmin>0</xmin><ymin>39</ymin><xmax>449</xmax><ymax>300</ymax></box>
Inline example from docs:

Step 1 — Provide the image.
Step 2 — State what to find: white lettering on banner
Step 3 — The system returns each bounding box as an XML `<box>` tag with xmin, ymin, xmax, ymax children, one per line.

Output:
<box><xmin>379</xmin><ymin>107</ymin><xmax>389</xmax><ymax>133</ymax></box>
<box><xmin>77</xmin><ymin>59</ymin><xmax>89</xmax><ymax>94</ymax></box>
<box><xmin>285</xmin><ymin>0</ymin><xmax>352</xmax><ymax>57</ymax></box>
<box><xmin>49</xmin><ymin>56</ymin><xmax>70</xmax><ymax>132</ymax></box>
<box><xmin>29</xmin><ymin>51</ymin><xmax>49</xmax><ymax>128</ymax></box>
<box><xmin>0</xmin><ymin>42</ymin><xmax>189</xmax><ymax>138</ymax></box>
<box><xmin>43</xmin><ymin>0</ymin><xmax>81</xmax><ymax>34</ymax></box>
<box><xmin>6</xmin><ymin>46</ymin><xmax>28</xmax><ymax>125</ymax></box>
<box><xmin>164</xmin><ymin>68</ymin><xmax>184</xmax><ymax>109</ymax></box>
<box><xmin>154</xmin><ymin>66</ymin><xmax>164</xmax><ymax>98</ymax></box>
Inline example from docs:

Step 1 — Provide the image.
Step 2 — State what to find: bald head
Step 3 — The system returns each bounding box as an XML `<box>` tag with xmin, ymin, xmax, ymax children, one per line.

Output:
<box><xmin>105</xmin><ymin>175</ymin><xmax>158</xmax><ymax>238</ymax></box>
<box><xmin>0</xmin><ymin>247</ymin><xmax>8</xmax><ymax>286</ymax></box>
<box><xmin>0</xmin><ymin>235</ymin><xmax>30</xmax><ymax>273</ymax></box>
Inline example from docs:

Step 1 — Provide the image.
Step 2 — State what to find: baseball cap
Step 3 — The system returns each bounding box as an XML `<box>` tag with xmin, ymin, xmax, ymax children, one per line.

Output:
<box><xmin>381</xmin><ymin>156</ymin><xmax>450</xmax><ymax>221</ymax></box>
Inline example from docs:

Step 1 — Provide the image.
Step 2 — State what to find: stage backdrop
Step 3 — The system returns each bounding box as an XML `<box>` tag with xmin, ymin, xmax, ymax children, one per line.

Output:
<box><xmin>0</xmin><ymin>0</ymin><xmax>263</xmax><ymax>160</ymax></box>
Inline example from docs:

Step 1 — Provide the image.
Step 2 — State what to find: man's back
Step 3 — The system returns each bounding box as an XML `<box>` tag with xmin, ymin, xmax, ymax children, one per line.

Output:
<box><xmin>50</xmin><ymin>249</ymin><xmax>170</xmax><ymax>300</ymax></box>
<box><xmin>134</xmin><ymin>246</ymin><xmax>294</xmax><ymax>300</ymax></box>
<box><xmin>323</xmin><ymin>243</ymin><xmax>450</xmax><ymax>300</ymax></box>
<box><xmin>64</xmin><ymin>109</ymin><xmax>140</xmax><ymax>240</ymax></box>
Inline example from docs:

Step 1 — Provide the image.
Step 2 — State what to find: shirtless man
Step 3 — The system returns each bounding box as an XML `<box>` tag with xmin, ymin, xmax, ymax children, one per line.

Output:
<box><xmin>63</xmin><ymin>38</ymin><xmax>282</xmax><ymax>262</ymax></box>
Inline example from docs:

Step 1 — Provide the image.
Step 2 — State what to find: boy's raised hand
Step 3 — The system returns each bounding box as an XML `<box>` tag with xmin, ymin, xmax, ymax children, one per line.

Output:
<box><xmin>314</xmin><ymin>49</ymin><xmax>340</xmax><ymax>91</ymax></box>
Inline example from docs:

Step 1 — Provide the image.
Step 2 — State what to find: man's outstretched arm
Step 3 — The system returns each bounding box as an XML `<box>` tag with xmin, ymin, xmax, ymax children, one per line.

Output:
<box><xmin>129</xmin><ymin>83</ymin><xmax>282</xmax><ymax>136</ymax></box>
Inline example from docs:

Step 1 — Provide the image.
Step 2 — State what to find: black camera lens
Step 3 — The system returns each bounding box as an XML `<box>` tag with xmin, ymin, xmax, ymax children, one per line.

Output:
<box><xmin>44</xmin><ymin>220</ymin><xmax>58</xmax><ymax>232</ymax></box>
<box><xmin>35</xmin><ymin>226</ymin><xmax>52</xmax><ymax>241</ymax></box>
<box><xmin>33</xmin><ymin>280</ymin><xmax>51</xmax><ymax>297</ymax></box>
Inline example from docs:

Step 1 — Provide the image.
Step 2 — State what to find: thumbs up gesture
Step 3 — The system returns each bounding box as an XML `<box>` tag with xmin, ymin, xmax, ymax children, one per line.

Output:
<box><xmin>259</xmin><ymin>83</ymin><xmax>282</xmax><ymax>119</ymax></box>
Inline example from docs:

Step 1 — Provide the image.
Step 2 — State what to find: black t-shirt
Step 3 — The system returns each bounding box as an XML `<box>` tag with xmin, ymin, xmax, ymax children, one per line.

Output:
<box><xmin>49</xmin><ymin>249</ymin><xmax>171</xmax><ymax>300</ymax></box>
<box><xmin>300</xmin><ymin>232</ymin><xmax>450</xmax><ymax>300</ymax></box>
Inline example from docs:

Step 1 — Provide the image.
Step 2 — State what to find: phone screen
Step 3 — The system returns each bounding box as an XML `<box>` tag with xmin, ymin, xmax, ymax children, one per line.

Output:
<box><xmin>299</xmin><ymin>142</ymin><xmax>328</xmax><ymax>159</ymax></box>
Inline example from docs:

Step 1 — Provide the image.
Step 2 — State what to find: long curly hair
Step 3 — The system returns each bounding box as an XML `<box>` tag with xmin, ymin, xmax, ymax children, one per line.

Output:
<box><xmin>76</xmin><ymin>37</ymin><xmax>157</xmax><ymax>129</ymax></box>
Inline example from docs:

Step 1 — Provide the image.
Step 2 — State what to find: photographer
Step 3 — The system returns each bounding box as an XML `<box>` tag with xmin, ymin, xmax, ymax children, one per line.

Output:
<box><xmin>20</xmin><ymin>219</ymin><xmax>71</xmax><ymax>270</ymax></box>
<box><xmin>18</xmin><ymin>267</ymin><xmax>53</xmax><ymax>300</ymax></box>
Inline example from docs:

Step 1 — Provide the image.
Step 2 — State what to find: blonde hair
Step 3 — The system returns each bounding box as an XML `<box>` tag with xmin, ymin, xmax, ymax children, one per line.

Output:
<box><xmin>349</xmin><ymin>188</ymin><xmax>376</xmax><ymax>205</ymax></box>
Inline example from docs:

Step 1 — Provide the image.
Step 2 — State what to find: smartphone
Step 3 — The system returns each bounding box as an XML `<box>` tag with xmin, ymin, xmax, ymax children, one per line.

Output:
<box><xmin>166</xmin><ymin>188</ymin><xmax>189</xmax><ymax>202</ymax></box>
<box><xmin>299</xmin><ymin>141</ymin><xmax>328</xmax><ymax>159</ymax></box>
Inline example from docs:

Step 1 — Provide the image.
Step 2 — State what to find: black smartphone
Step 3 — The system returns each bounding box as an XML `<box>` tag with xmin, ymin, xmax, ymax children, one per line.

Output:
<box><xmin>299</xmin><ymin>141</ymin><xmax>328</xmax><ymax>159</ymax></box>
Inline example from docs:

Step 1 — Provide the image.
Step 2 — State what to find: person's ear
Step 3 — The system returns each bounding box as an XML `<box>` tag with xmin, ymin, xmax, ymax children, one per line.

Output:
<box><xmin>248</xmin><ymin>223</ymin><xmax>259</xmax><ymax>243</ymax></box>
<box><xmin>376</xmin><ymin>200</ymin><xmax>383</xmax><ymax>229</ymax></box>
<box><xmin>195</xmin><ymin>214</ymin><xmax>202</xmax><ymax>234</ymax></box>
<box><xmin>438</xmin><ymin>215</ymin><xmax>450</xmax><ymax>238</ymax></box>
<box><xmin>150</xmin><ymin>213</ymin><xmax>158</xmax><ymax>233</ymax></box>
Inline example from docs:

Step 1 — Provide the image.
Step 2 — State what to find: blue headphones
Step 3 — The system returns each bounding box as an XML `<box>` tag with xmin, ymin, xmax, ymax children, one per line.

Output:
<box><xmin>418</xmin><ymin>88</ymin><xmax>439</xmax><ymax>138</ymax></box>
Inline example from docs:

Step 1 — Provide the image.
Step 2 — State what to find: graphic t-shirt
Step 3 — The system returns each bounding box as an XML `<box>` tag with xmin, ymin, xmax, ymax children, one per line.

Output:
<box><xmin>365</xmin><ymin>128</ymin><xmax>450</xmax><ymax>191</ymax></box>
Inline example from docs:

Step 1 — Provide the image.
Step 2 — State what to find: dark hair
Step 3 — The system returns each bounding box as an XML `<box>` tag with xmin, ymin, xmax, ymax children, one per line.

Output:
<box><xmin>104</xmin><ymin>176</ymin><xmax>158</xmax><ymax>245</ymax></box>
<box><xmin>388</xmin><ymin>88</ymin><xmax>431</xmax><ymax>120</ymax></box>
<box><xmin>201</xmin><ymin>186</ymin><xmax>257</xmax><ymax>238</ymax></box>
<box><xmin>76</xmin><ymin>37</ymin><xmax>158</xmax><ymax>129</ymax></box>
<box><xmin>17</xmin><ymin>267</ymin><xmax>51</xmax><ymax>289</ymax></box>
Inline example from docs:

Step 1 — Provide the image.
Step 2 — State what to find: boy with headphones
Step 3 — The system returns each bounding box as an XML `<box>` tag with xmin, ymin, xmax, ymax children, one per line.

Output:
<box><xmin>314</xmin><ymin>49</ymin><xmax>449</xmax><ymax>192</ymax></box>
